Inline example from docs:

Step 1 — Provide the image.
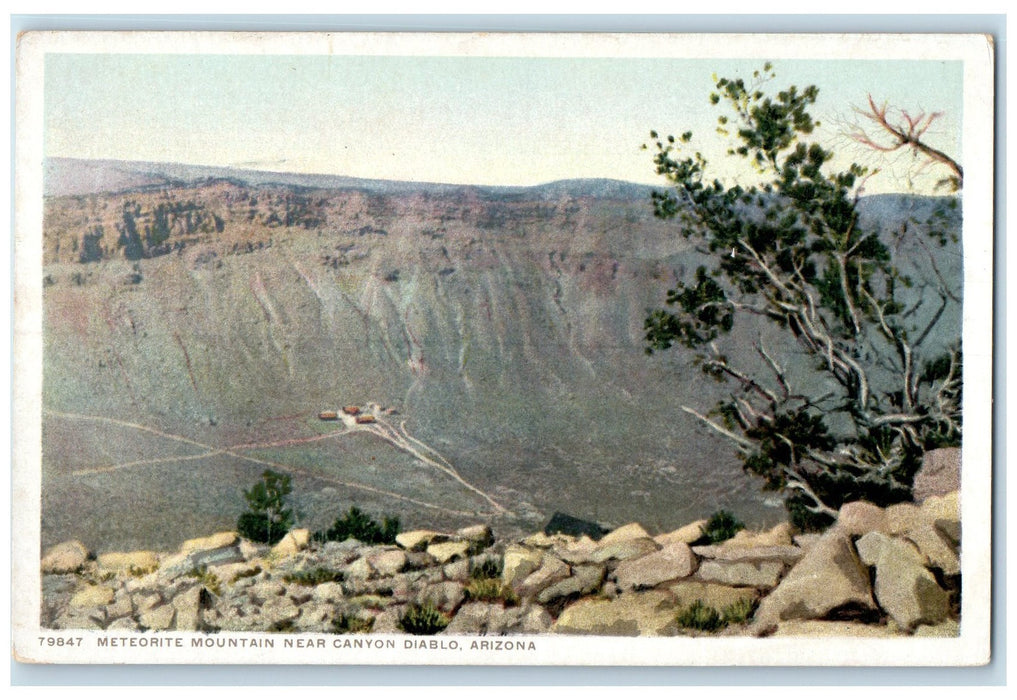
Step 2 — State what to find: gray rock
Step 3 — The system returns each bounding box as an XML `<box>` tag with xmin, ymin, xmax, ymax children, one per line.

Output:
<box><xmin>271</xmin><ymin>529</ymin><xmax>310</xmax><ymax>557</ymax></box>
<box><xmin>442</xmin><ymin>558</ymin><xmax>472</xmax><ymax>582</ymax></box>
<box><xmin>502</xmin><ymin>545</ymin><xmax>543</xmax><ymax>587</ymax></box>
<box><xmin>260</xmin><ymin>597</ymin><xmax>301</xmax><ymax>628</ymax></box>
<box><xmin>70</xmin><ymin>585</ymin><xmax>115</xmax><ymax>609</ymax></box>
<box><xmin>835</xmin><ymin>501</ymin><xmax>886</xmax><ymax>535</ymax></box>
<box><xmin>906</xmin><ymin>524</ymin><xmax>960</xmax><ymax>576</ymax></box>
<box><xmin>295</xmin><ymin>602</ymin><xmax>335</xmax><ymax>632</ymax></box>
<box><xmin>287</xmin><ymin>584</ymin><xmax>315</xmax><ymax>606</ymax></box>
<box><xmin>444</xmin><ymin>601</ymin><xmax>551</xmax><ymax>635</ymax></box>
<box><xmin>416</xmin><ymin>581</ymin><xmax>465</xmax><ymax>612</ymax></box>
<box><xmin>345</xmin><ymin>557</ymin><xmax>373</xmax><ymax>580</ymax></box>
<box><xmin>696</xmin><ymin>560</ymin><xmax>784</xmax><ymax>588</ymax></box>
<box><xmin>396</xmin><ymin>530</ymin><xmax>445</xmax><ymax>551</ymax></box>
<box><xmin>97</xmin><ymin>551</ymin><xmax>160</xmax><ymax>576</ymax></box>
<box><xmin>427</xmin><ymin>540</ymin><xmax>471</xmax><ymax>564</ymax></box>
<box><xmin>189</xmin><ymin>546</ymin><xmax>245</xmax><ymax>570</ymax></box>
<box><xmin>753</xmin><ymin>530</ymin><xmax>876</xmax><ymax>626</ymax></box>
<box><xmin>855</xmin><ymin>531</ymin><xmax>950</xmax><ymax>631</ymax></box>
<box><xmin>312</xmin><ymin>581</ymin><xmax>345</xmax><ymax>604</ymax></box>
<box><xmin>41</xmin><ymin>540</ymin><xmax>90</xmax><ymax>574</ymax></box>
<box><xmin>537</xmin><ymin>564</ymin><xmax>606</xmax><ymax>605</ymax></box>
<box><xmin>105</xmin><ymin>591</ymin><xmax>134</xmax><ymax>621</ymax></box>
<box><xmin>691</xmin><ymin>544</ymin><xmax>803</xmax><ymax>564</ymax></box>
<box><xmin>135</xmin><ymin>592</ymin><xmax>163</xmax><ymax>613</ymax></box>
<box><xmin>515</xmin><ymin>554</ymin><xmax>570</xmax><ymax>597</ymax></box>
<box><xmin>370</xmin><ymin>607</ymin><xmax>403</xmax><ymax>633</ymax></box>
<box><xmin>456</xmin><ymin>524</ymin><xmax>494</xmax><ymax>549</ymax></box>
<box><xmin>614</xmin><ymin>541</ymin><xmax>698</xmax><ymax>590</ymax></box>
<box><xmin>552</xmin><ymin>590</ymin><xmax>678</xmax><ymax>636</ymax></box>
<box><xmin>106</xmin><ymin>617</ymin><xmax>140</xmax><ymax>631</ymax></box>
<box><xmin>654</xmin><ymin>520</ymin><xmax>707</xmax><ymax>547</ymax></box>
<box><xmin>172</xmin><ymin>585</ymin><xmax>206</xmax><ymax>631</ymax></box>
<box><xmin>247</xmin><ymin>581</ymin><xmax>285</xmax><ymax>605</ymax></box>
<box><xmin>51</xmin><ymin>611</ymin><xmax>104</xmax><ymax>630</ymax></box>
<box><xmin>368</xmin><ymin>549</ymin><xmax>407</xmax><ymax>576</ymax></box>
<box><xmin>139</xmin><ymin>604</ymin><xmax>176</xmax><ymax>631</ymax></box>
<box><xmin>518</xmin><ymin>604</ymin><xmax>554</xmax><ymax>633</ymax></box>
<box><xmin>588</xmin><ymin>537</ymin><xmax>660</xmax><ymax>564</ymax></box>
<box><xmin>180</xmin><ymin>532</ymin><xmax>238</xmax><ymax>555</ymax></box>
<box><xmin>913</xmin><ymin>448</ymin><xmax>961</xmax><ymax>503</ymax></box>
<box><xmin>404</xmin><ymin>551</ymin><xmax>437</xmax><ymax>571</ymax></box>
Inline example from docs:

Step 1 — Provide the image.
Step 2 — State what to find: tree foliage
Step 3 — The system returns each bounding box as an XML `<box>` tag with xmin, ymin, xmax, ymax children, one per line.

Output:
<box><xmin>237</xmin><ymin>469</ymin><xmax>294</xmax><ymax>544</ymax></box>
<box><xmin>313</xmin><ymin>506</ymin><xmax>399</xmax><ymax>545</ymax></box>
<box><xmin>643</xmin><ymin>65</ymin><xmax>962</xmax><ymax>528</ymax></box>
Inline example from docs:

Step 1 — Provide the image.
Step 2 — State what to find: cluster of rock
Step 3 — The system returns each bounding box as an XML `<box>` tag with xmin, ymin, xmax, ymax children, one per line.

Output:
<box><xmin>41</xmin><ymin>491</ymin><xmax>961</xmax><ymax>637</ymax></box>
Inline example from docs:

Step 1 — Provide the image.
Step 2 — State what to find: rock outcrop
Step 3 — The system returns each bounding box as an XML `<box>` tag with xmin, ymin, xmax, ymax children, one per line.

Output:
<box><xmin>40</xmin><ymin>491</ymin><xmax>962</xmax><ymax>637</ymax></box>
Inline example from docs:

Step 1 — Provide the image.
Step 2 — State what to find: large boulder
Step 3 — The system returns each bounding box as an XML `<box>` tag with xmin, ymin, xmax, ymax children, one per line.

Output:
<box><xmin>588</xmin><ymin>525</ymin><xmax>660</xmax><ymax>564</ymax></box>
<box><xmin>913</xmin><ymin>448</ymin><xmax>961</xmax><ymax>503</ymax></box>
<box><xmin>427</xmin><ymin>540</ymin><xmax>471</xmax><ymax>564</ymax></box>
<box><xmin>923</xmin><ymin>492</ymin><xmax>961</xmax><ymax>545</ymax></box>
<box><xmin>368</xmin><ymin>549</ymin><xmax>407</xmax><ymax>576</ymax></box>
<box><xmin>721</xmin><ymin>523</ymin><xmax>794</xmax><ymax>549</ymax></box>
<box><xmin>515</xmin><ymin>553</ymin><xmax>570</xmax><ymax>597</ymax></box>
<box><xmin>172</xmin><ymin>584</ymin><xmax>208</xmax><ymax>631</ymax></box>
<box><xmin>613</xmin><ymin>541</ymin><xmax>698</xmax><ymax>591</ymax></box>
<box><xmin>552</xmin><ymin>590</ymin><xmax>678</xmax><ymax>636</ymax></box>
<box><xmin>180</xmin><ymin>531</ymin><xmax>238</xmax><ymax>555</ymax></box>
<box><xmin>696</xmin><ymin>559</ymin><xmax>784</xmax><ymax>589</ymax></box>
<box><xmin>855</xmin><ymin>531</ymin><xmax>951</xmax><ymax>631</ymax></box>
<box><xmin>396</xmin><ymin>530</ymin><xmax>445</xmax><ymax>552</ymax></box>
<box><xmin>654</xmin><ymin>520</ymin><xmax>708</xmax><ymax>547</ymax></box>
<box><xmin>691</xmin><ymin>544</ymin><xmax>803</xmax><ymax>565</ymax></box>
<box><xmin>70</xmin><ymin>585</ymin><xmax>115</xmax><ymax>609</ymax></box>
<box><xmin>906</xmin><ymin>524</ymin><xmax>960</xmax><ymax>576</ymax></box>
<box><xmin>537</xmin><ymin>564</ymin><xmax>606</xmax><ymax>606</ymax></box>
<box><xmin>41</xmin><ymin>540</ymin><xmax>90</xmax><ymax>574</ymax></box>
<box><xmin>456</xmin><ymin>524</ymin><xmax>494</xmax><ymax>550</ymax></box>
<box><xmin>270</xmin><ymin>529</ymin><xmax>310</xmax><ymax>558</ymax></box>
<box><xmin>753</xmin><ymin>530</ymin><xmax>877</xmax><ymax>627</ymax></box>
<box><xmin>836</xmin><ymin>501</ymin><xmax>886</xmax><ymax>536</ymax></box>
<box><xmin>96</xmin><ymin>551</ymin><xmax>160</xmax><ymax>576</ymax></box>
<box><xmin>502</xmin><ymin>545</ymin><xmax>544</xmax><ymax>587</ymax></box>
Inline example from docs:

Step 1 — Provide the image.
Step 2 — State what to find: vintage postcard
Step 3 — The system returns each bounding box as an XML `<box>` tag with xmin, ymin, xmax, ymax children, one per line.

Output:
<box><xmin>13</xmin><ymin>31</ymin><xmax>994</xmax><ymax>665</ymax></box>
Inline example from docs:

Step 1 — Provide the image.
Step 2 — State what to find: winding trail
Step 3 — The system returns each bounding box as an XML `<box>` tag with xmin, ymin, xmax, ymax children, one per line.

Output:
<box><xmin>45</xmin><ymin>407</ymin><xmax>509</xmax><ymax>518</ymax></box>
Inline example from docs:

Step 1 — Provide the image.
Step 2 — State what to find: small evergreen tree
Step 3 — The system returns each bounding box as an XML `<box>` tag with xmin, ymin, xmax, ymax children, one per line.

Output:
<box><xmin>314</xmin><ymin>506</ymin><xmax>399</xmax><ymax>545</ymax></box>
<box><xmin>643</xmin><ymin>65</ymin><xmax>962</xmax><ymax>528</ymax></box>
<box><xmin>237</xmin><ymin>469</ymin><xmax>294</xmax><ymax>544</ymax></box>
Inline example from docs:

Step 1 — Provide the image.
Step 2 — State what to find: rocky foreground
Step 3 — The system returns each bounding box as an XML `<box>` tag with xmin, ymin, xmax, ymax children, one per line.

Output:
<box><xmin>41</xmin><ymin>490</ymin><xmax>961</xmax><ymax>638</ymax></box>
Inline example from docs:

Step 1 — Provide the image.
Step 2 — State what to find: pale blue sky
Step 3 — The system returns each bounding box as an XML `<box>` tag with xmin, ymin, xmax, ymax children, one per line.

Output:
<box><xmin>44</xmin><ymin>54</ymin><xmax>962</xmax><ymax>193</ymax></box>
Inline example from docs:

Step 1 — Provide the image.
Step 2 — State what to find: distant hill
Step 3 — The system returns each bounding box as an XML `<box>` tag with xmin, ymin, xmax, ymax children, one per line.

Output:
<box><xmin>44</xmin><ymin>157</ymin><xmax>657</xmax><ymax>202</ymax></box>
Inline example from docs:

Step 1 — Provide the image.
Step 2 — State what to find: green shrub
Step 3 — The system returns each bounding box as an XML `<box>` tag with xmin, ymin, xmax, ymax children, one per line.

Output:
<box><xmin>332</xmin><ymin>612</ymin><xmax>374</xmax><ymax>634</ymax></box>
<box><xmin>399</xmin><ymin>603</ymin><xmax>450</xmax><ymax>635</ymax></box>
<box><xmin>720</xmin><ymin>597</ymin><xmax>757</xmax><ymax>625</ymax></box>
<box><xmin>676</xmin><ymin>600</ymin><xmax>725</xmax><ymax>632</ymax></box>
<box><xmin>315</xmin><ymin>506</ymin><xmax>399</xmax><ymax>545</ymax></box>
<box><xmin>282</xmin><ymin>568</ymin><xmax>344</xmax><ymax>586</ymax></box>
<box><xmin>698</xmin><ymin>510</ymin><xmax>745</xmax><ymax>544</ymax></box>
<box><xmin>464</xmin><ymin>577</ymin><xmax>519</xmax><ymax>606</ymax></box>
<box><xmin>237</xmin><ymin>469</ymin><xmax>294</xmax><ymax>545</ymax></box>
<box><xmin>185</xmin><ymin>566</ymin><xmax>222</xmax><ymax>596</ymax></box>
